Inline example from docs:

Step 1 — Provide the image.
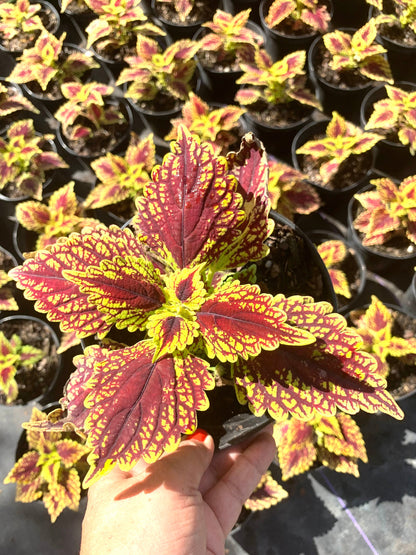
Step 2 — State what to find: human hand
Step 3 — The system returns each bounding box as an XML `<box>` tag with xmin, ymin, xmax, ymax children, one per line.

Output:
<box><xmin>80</xmin><ymin>426</ymin><xmax>276</xmax><ymax>555</ymax></box>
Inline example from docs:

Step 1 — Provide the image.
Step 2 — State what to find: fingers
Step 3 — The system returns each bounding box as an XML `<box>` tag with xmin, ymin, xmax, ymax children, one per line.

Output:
<box><xmin>203</xmin><ymin>429</ymin><xmax>277</xmax><ymax>536</ymax></box>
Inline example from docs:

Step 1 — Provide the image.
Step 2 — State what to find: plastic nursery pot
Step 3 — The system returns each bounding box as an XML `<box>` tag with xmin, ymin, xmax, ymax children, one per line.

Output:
<box><xmin>402</xmin><ymin>273</ymin><xmax>416</xmax><ymax>318</ymax></box>
<box><xmin>151</xmin><ymin>0</ymin><xmax>219</xmax><ymax>41</ymax></box>
<box><xmin>307</xmin><ymin>31</ymin><xmax>375</xmax><ymax>125</ymax></box>
<box><xmin>253</xmin><ymin>211</ymin><xmax>338</xmax><ymax>309</ymax></box>
<box><xmin>0</xmin><ymin>315</ymin><xmax>62</xmax><ymax>406</ymax></box>
<box><xmin>307</xmin><ymin>229</ymin><xmax>367</xmax><ymax>314</ymax></box>
<box><xmin>347</xmin><ymin>186</ymin><xmax>416</xmax><ymax>288</ymax></box>
<box><xmin>259</xmin><ymin>0</ymin><xmax>334</xmax><ymax>61</ymax></box>
<box><xmin>359</xmin><ymin>82</ymin><xmax>416</xmax><ymax>180</ymax></box>
<box><xmin>291</xmin><ymin>118</ymin><xmax>376</xmax><ymax>210</ymax></box>
<box><xmin>330</xmin><ymin>0</ymin><xmax>369</xmax><ymax>28</ymax></box>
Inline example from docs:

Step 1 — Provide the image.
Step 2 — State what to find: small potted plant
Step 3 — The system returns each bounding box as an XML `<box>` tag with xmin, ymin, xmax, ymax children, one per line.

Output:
<box><xmin>259</xmin><ymin>0</ymin><xmax>332</xmax><ymax>59</ymax></box>
<box><xmin>4</xmin><ymin>406</ymin><xmax>90</xmax><ymax>522</ymax></box>
<box><xmin>13</xmin><ymin>181</ymin><xmax>103</xmax><ymax>259</ymax></box>
<box><xmin>266</xmin><ymin>157</ymin><xmax>321</xmax><ymax>221</ymax></box>
<box><xmin>308</xmin><ymin>19</ymin><xmax>394</xmax><ymax>123</ymax></box>
<box><xmin>366</xmin><ymin>0</ymin><xmax>416</xmax><ymax>81</ymax></box>
<box><xmin>6</xmin><ymin>30</ymin><xmax>100</xmax><ymax>106</ymax></box>
<box><xmin>83</xmin><ymin>132</ymin><xmax>156</xmax><ymax>222</ymax></box>
<box><xmin>10</xmin><ymin>127</ymin><xmax>402</xmax><ymax>488</ymax></box>
<box><xmin>235</xmin><ymin>48</ymin><xmax>321</xmax><ymax>158</ymax></box>
<box><xmin>348</xmin><ymin>174</ymin><xmax>416</xmax><ymax>275</ymax></box>
<box><xmin>194</xmin><ymin>8</ymin><xmax>264</xmax><ymax>102</ymax></box>
<box><xmin>164</xmin><ymin>92</ymin><xmax>246</xmax><ymax>155</ymax></box>
<box><xmin>84</xmin><ymin>0</ymin><xmax>166</xmax><ymax>72</ymax></box>
<box><xmin>292</xmin><ymin>110</ymin><xmax>382</xmax><ymax>206</ymax></box>
<box><xmin>54</xmin><ymin>81</ymin><xmax>132</xmax><ymax>159</ymax></box>
<box><xmin>348</xmin><ymin>294</ymin><xmax>416</xmax><ymax>400</ymax></box>
<box><xmin>0</xmin><ymin>118</ymin><xmax>68</xmax><ymax>202</ymax></box>
<box><xmin>0</xmin><ymin>0</ymin><xmax>59</xmax><ymax>55</ymax></box>
<box><xmin>360</xmin><ymin>82</ymin><xmax>416</xmax><ymax>178</ymax></box>
<box><xmin>151</xmin><ymin>0</ymin><xmax>219</xmax><ymax>40</ymax></box>
<box><xmin>115</xmin><ymin>35</ymin><xmax>200</xmax><ymax>136</ymax></box>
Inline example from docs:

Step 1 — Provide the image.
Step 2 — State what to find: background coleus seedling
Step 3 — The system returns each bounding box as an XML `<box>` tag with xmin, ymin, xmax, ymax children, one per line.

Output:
<box><xmin>367</xmin><ymin>0</ymin><xmax>416</xmax><ymax>34</ymax></box>
<box><xmin>11</xmin><ymin>127</ymin><xmax>403</xmax><ymax>488</ymax></box>
<box><xmin>0</xmin><ymin>331</ymin><xmax>44</xmax><ymax>404</ymax></box>
<box><xmin>15</xmin><ymin>181</ymin><xmax>103</xmax><ymax>252</ymax></box>
<box><xmin>353</xmin><ymin>174</ymin><xmax>416</xmax><ymax>247</ymax></box>
<box><xmin>322</xmin><ymin>20</ymin><xmax>394</xmax><ymax>84</ymax></box>
<box><xmin>265</xmin><ymin>0</ymin><xmax>331</xmax><ymax>33</ymax></box>
<box><xmin>295</xmin><ymin>111</ymin><xmax>383</xmax><ymax>185</ymax></box>
<box><xmin>0</xmin><ymin>81</ymin><xmax>39</xmax><ymax>119</ymax></box>
<box><xmin>364</xmin><ymin>84</ymin><xmax>416</xmax><ymax>155</ymax></box>
<box><xmin>317</xmin><ymin>239</ymin><xmax>351</xmax><ymax>299</ymax></box>
<box><xmin>267</xmin><ymin>158</ymin><xmax>321</xmax><ymax>220</ymax></box>
<box><xmin>349</xmin><ymin>295</ymin><xmax>416</xmax><ymax>379</ymax></box>
<box><xmin>165</xmin><ymin>92</ymin><xmax>246</xmax><ymax>155</ymax></box>
<box><xmin>83</xmin><ymin>132</ymin><xmax>156</xmax><ymax>215</ymax></box>
<box><xmin>274</xmin><ymin>411</ymin><xmax>368</xmax><ymax>479</ymax></box>
<box><xmin>4</xmin><ymin>406</ymin><xmax>90</xmax><ymax>522</ymax></box>
<box><xmin>0</xmin><ymin>119</ymin><xmax>68</xmax><ymax>200</ymax></box>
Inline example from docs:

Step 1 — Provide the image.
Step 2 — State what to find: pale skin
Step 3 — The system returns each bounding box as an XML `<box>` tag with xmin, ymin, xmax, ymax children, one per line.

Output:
<box><xmin>81</xmin><ymin>426</ymin><xmax>276</xmax><ymax>555</ymax></box>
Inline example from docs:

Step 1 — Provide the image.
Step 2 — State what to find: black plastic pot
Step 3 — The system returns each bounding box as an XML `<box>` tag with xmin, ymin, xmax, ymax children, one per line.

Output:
<box><xmin>260</xmin><ymin>0</ymin><xmax>333</xmax><ymax>61</ymax></box>
<box><xmin>402</xmin><ymin>272</ymin><xmax>416</xmax><ymax>318</ymax></box>
<box><xmin>331</xmin><ymin>0</ymin><xmax>369</xmax><ymax>28</ymax></box>
<box><xmin>0</xmin><ymin>315</ymin><xmax>62</xmax><ymax>406</ymax></box>
<box><xmin>308</xmin><ymin>31</ymin><xmax>375</xmax><ymax>125</ymax></box>
<box><xmin>359</xmin><ymin>82</ymin><xmax>416</xmax><ymax>180</ymax></box>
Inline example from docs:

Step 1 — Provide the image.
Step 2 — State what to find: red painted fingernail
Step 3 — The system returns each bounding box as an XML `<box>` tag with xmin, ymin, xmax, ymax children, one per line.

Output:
<box><xmin>188</xmin><ymin>428</ymin><xmax>208</xmax><ymax>442</ymax></box>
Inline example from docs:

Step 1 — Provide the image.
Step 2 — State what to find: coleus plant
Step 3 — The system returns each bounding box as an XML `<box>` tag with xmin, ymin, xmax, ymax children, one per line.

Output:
<box><xmin>364</xmin><ymin>84</ymin><xmax>416</xmax><ymax>155</ymax></box>
<box><xmin>0</xmin><ymin>331</ymin><xmax>44</xmax><ymax>404</ymax></box>
<box><xmin>322</xmin><ymin>19</ymin><xmax>394</xmax><ymax>84</ymax></box>
<box><xmin>4</xmin><ymin>406</ymin><xmax>90</xmax><ymax>522</ymax></box>
<box><xmin>264</xmin><ymin>0</ymin><xmax>331</xmax><ymax>34</ymax></box>
<box><xmin>83</xmin><ymin>132</ymin><xmax>156</xmax><ymax>215</ymax></box>
<box><xmin>116</xmin><ymin>36</ymin><xmax>199</xmax><ymax>108</ymax></box>
<box><xmin>367</xmin><ymin>0</ymin><xmax>416</xmax><ymax>34</ymax></box>
<box><xmin>84</xmin><ymin>0</ymin><xmax>165</xmax><ymax>56</ymax></box>
<box><xmin>352</xmin><ymin>174</ymin><xmax>416</xmax><ymax>247</ymax></box>
<box><xmin>316</xmin><ymin>239</ymin><xmax>351</xmax><ymax>300</ymax></box>
<box><xmin>235</xmin><ymin>49</ymin><xmax>321</xmax><ymax>111</ymax></box>
<box><xmin>0</xmin><ymin>0</ymin><xmax>45</xmax><ymax>49</ymax></box>
<box><xmin>7</xmin><ymin>31</ymin><xmax>99</xmax><ymax>94</ymax></box>
<box><xmin>274</xmin><ymin>411</ymin><xmax>368</xmax><ymax>479</ymax></box>
<box><xmin>165</xmin><ymin>92</ymin><xmax>246</xmax><ymax>155</ymax></box>
<box><xmin>198</xmin><ymin>8</ymin><xmax>264</xmax><ymax>68</ymax></box>
<box><xmin>11</xmin><ymin>127</ymin><xmax>403</xmax><ymax>488</ymax></box>
<box><xmin>15</xmin><ymin>182</ymin><xmax>102</xmax><ymax>253</ymax></box>
<box><xmin>349</xmin><ymin>295</ymin><xmax>416</xmax><ymax>379</ymax></box>
<box><xmin>0</xmin><ymin>81</ymin><xmax>39</xmax><ymax>120</ymax></box>
<box><xmin>0</xmin><ymin>119</ymin><xmax>68</xmax><ymax>200</ymax></box>
<box><xmin>295</xmin><ymin>111</ymin><xmax>383</xmax><ymax>185</ymax></box>
<box><xmin>54</xmin><ymin>81</ymin><xmax>126</xmax><ymax>142</ymax></box>
<box><xmin>267</xmin><ymin>158</ymin><xmax>321</xmax><ymax>221</ymax></box>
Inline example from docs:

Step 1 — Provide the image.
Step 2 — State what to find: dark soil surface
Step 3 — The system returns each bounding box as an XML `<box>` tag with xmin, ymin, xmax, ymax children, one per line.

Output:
<box><xmin>0</xmin><ymin>318</ymin><xmax>60</xmax><ymax>405</ymax></box>
<box><xmin>154</xmin><ymin>0</ymin><xmax>216</xmax><ymax>25</ymax></box>
<box><xmin>246</xmin><ymin>99</ymin><xmax>313</xmax><ymax>127</ymax></box>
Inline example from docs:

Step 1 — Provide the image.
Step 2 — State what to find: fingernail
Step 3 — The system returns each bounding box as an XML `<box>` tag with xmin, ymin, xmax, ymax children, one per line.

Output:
<box><xmin>187</xmin><ymin>428</ymin><xmax>209</xmax><ymax>442</ymax></box>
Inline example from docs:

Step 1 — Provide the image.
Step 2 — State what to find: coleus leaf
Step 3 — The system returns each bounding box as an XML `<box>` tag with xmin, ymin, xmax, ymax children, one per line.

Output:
<box><xmin>317</xmin><ymin>240</ymin><xmax>351</xmax><ymax>299</ymax></box>
<box><xmin>244</xmin><ymin>470</ymin><xmax>288</xmax><ymax>511</ymax></box>
<box><xmin>44</xmin><ymin>468</ymin><xmax>81</xmax><ymax>522</ymax></box>
<box><xmin>275</xmin><ymin>419</ymin><xmax>317</xmax><ymax>480</ymax></box>
<box><xmin>233</xmin><ymin>295</ymin><xmax>403</xmax><ymax>421</ymax></box>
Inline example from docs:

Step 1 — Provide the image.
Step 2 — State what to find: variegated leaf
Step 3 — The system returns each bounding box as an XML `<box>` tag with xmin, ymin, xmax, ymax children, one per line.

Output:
<box><xmin>275</xmin><ymin>419</ymin><xmax>317</xmax><ymax>480</ymax></box>
<box><xmin>55</xmin><ymin>439</ymin><xmax>90</xmax><ymax>468</ymax></box>
<box><xmin>244</xmin><ymin>470</ymin><xmax>288</xmax><ymax>511</ymax></box>
<box><xmin>4</xmin><ymin>450</ymin><xmax>40</xmax><ymax>485</ymax></box>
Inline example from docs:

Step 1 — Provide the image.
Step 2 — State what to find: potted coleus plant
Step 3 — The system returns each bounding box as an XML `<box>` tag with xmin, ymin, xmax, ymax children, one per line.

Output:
<box><xmin>0</xmin><ymin>118</ymin><xmax>68</xmax><ymax>202</ymax></box>
<box><xmin>0</xmin><ymin>80</ymin><xmax>39</xmax><ymax>136</ymax></box>
<box><xmin>348</xmin><ymin>295</ymin><xmax>416</xmax><ymax>400</ymax></box>
<box><xmin>83</xmin><ymin>132</ymin><xmax>156</xmax><ymax>222</ymax></box>
<box><xmin>164</xmin><ymin>92</ymin><xmax>246</xmax><ymax>155</ymax></box>
<box><xmin>366</xmin><ymin>0</ymin><xmax>416</xmax><ymax>81</ymax></box>
<box><xmin>259</xmin><ymin>0</ymin><xmax>332</xmax><ymax>59</ymax></box>
<box><xmin>360</xmin><ymin>82</ymin><xmax>416</xmax><ymax>178</ymax></box>
<box><xmin>115</xmin><ymin>35</ymin><xmax>200</xmax><ymax>136</ymax></box>
<box><xmin>54</xmin><ymin>81</ymin><xmax>132</xmax><ymax>159</ymax></box>
<box><xmin>13</xmin><ymin>181</ymin><xmax>102</xmax><ymax>259</ymax></box>
<box><xmin>308</xmin><ymin>19</ymin><xmax>394</xmax><ymax>123</ymax></box>
<box><xmin>235</xmin><ymin>48</ymin><xmax>321</xmax><ymax>158</ymax></box>
<box><xmin>151</xmin><ymin>0</ymin><xmax>219</xmax><ymax>40</ymax></box>
<box><xmin>4</xmin><ymin>406</ymin><xmax>90</xmax><ymax>522</ymax></box>
<box><xmin>348</xmin><ymin>174</ymin><xmax>416</xmax><ymax>274</ymax></box>
<box><xmin>266</xmin><ymin>157</ymin><xmax>321</xmax><ymax>221</ymax></box>
<box><xmin>194</xmin><ymin>8</ymin><xmax>264</xmax><ymax>103</ymax></box>
<box><xmin>6</xmin><ymin>30</ymin><xmax>99</xmax><ymax>106</ymax></box>
<box><xmin>10</xmin><ymin>127</ymin><xmax>403</xmax><ymax>489</ymax></box>
<box><xmin>84</xmin><ymin>0</ymin><xmax>166</xmax><ymax>71</ymax></box>
<box><xmin>292</xmin><ymin>110</ymin><xmax>382</xmax><ymax>205</ymax></box>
